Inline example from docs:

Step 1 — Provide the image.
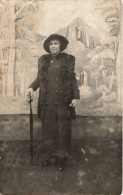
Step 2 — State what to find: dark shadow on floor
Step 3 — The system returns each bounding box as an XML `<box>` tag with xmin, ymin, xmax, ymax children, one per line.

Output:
<box><xmin>0</xmin><ymin>140</ymin><xmax>122</xmax><ymax>195</ymax></box>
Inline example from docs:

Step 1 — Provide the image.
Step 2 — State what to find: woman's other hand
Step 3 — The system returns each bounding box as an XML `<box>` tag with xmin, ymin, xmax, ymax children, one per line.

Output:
<box><xmin>69</xmin><ymin>99</ymin><xmax>78</xmax><ymax>107</ymax></box>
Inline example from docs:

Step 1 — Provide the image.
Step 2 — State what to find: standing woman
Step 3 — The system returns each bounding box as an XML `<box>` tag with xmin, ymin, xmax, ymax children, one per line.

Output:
<box><xmin>28</xmin><ymin>34</ymin><xmax>80</xmax><ymax>170</ymax></box>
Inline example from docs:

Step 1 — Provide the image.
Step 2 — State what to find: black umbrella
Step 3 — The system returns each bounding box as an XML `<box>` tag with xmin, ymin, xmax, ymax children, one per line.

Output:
<box><xmin>28</xmin><ymin>93</ymin><xmax>33</xmax><ymax>165</ymax></box>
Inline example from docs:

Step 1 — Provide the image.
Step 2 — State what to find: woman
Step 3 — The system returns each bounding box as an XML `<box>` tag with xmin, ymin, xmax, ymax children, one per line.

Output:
<box><xmin>28</xmin><ymin>34</ymin><xmax>80</xmax><ymax>170</ymax></box>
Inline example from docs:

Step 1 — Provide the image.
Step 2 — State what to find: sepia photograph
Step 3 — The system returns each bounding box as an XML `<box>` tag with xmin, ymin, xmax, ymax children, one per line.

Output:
<box><xmin>0</xmin><ymin>0</ymin><xmax>122</xmax><ymax>194</ymax></box>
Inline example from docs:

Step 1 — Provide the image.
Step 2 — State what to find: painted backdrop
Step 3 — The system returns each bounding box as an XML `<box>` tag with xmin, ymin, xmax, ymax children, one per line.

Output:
<box><xmin>0</xmin><ymin>0</ymin><xmax>122</xmax><ymax>116</ymax></box>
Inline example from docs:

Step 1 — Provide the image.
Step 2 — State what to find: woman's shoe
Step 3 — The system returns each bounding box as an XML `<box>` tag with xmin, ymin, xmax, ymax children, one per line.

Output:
<box><xmin>48</xmin><ymin>155</ymin><xmax>58</xmax><ymax>164</ymax></box>
<box><xmin>43</xmin><ymin>155</ymin><xmax>58</xmax><ymax>166</ymax></box>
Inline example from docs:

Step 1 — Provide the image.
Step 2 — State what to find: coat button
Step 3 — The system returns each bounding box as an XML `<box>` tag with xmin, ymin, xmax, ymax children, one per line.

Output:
<box><xmin>46</xmin><ymin>102</ymin><xmax>48</xmax><ymax>105</ymax></box>
<box><xmin>46</xmin><ymin>90</ymin><xmax>49</xmax><ymax>93</ymax></box>
<box><xmin>56</xmin><ymin>79</ymin><xmax>58</xmax><ymax>82</ymax></box>
<box><xmin>55</xmin><ymin>102</ymin><xmax>58</xmax><ymax>105</ymax></box>
<box><xmin>55</xmin><ymin>90</ymin><xmax>58</xmax><ymax>93</ymax></box>
<box><xmin>46</xmin><ymin>78</ymin><xmax>49</xmax><ymax>81</ymax></box>
<box><xmin>51</xmin><ymin>60</ymin><xmax>53</xmax><ymax>63</ymax></box>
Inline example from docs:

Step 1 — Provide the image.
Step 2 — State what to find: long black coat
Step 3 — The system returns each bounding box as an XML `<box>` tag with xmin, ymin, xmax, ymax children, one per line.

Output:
<box><xmin>29</xmin><ymin>52</ymin><xmax>80</xmax><ymax>154</ymax></box>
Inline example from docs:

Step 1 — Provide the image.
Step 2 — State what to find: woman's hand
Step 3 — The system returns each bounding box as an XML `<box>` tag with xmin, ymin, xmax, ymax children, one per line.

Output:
<box><xmin>27</xmin><ymin>88</ymin><xmax>33</xmax><ymax>96</ymax></box>
<box><xmin>69</xmin><ymin>99</ymin><xmax>78</xmax><ymax>107</ymax></box>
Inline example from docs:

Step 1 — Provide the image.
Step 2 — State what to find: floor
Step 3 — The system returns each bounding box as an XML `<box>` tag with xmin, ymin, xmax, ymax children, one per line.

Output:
<box><xmin>0</xmin><ymin>140</ymin><xmax>122</xmax><ymax>195</ymax></box>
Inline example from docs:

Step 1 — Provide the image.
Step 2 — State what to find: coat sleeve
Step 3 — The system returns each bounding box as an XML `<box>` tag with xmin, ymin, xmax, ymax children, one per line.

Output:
<box><xmin>28</xmin><ymin>58</ymin><xmax>41</xmax><ymax>91</ymax></box>
<box><xmin>69</xmin><ymin>55</ymin><xmax>80</xmax><ymax>100</ymax></box>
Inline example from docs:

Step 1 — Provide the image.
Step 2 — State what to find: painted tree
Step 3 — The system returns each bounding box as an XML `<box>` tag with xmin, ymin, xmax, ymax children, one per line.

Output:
<box><xmin>0</xmin><ymin>0</ymin><xmax>10</xmax><ymax>95</ymax></box>
<box><xmin>2</xmin><ymin>0</ymin><xmax>38</xmax><ymax>96</ymax></box>
<box><xmin>8</xmin><ymin>0</ymin><xmax>16</xmax><ymax>96</ymax></box>
<box><xmin>94</xmin><ymin>0</ymin><xmax>121</xmax><ymax>102</ymax></box>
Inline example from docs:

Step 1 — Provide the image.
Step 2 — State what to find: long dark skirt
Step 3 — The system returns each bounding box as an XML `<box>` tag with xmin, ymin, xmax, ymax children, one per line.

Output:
<box><xmin>42</xmin><ymin>104</ymin><xmax>71</xmax><ymax>158</ymax></box>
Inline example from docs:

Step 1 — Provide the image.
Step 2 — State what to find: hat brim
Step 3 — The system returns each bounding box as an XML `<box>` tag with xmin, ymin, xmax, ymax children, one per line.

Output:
<box><xmin>43</xmin><ymin>34</ymin><xmax>69</xmax><ymax>53</ymax></box>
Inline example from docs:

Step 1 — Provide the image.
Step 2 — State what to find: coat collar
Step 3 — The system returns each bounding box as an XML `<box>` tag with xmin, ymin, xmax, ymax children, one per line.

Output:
<box><xmin>41</xmin><ymin>52</ymin><xmax>68</xmax><ymax>75</ymax></box>
<box><xmin>49</xmin><ymin>52</ymin><xmax>62</xmax><ymax>60</ymax></box>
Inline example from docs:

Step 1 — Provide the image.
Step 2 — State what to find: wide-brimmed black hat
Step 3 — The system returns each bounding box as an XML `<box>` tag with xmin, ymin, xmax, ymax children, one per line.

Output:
<box><xmin>43</xmin><ymin>34</ymin><xmax>69</xmax><ymax>53</ymax></box>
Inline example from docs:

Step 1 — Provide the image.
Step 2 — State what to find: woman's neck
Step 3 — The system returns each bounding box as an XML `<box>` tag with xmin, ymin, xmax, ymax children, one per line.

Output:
<box><xmin>51</xmin><ymin>52</ymin><xmax>60</xmax><ymax>57</ymax></box>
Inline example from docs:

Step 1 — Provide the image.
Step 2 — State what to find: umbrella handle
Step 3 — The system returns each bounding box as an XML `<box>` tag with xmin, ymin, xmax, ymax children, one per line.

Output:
<box><xmin>28</xmin><ymin>92</ymin><xmax>33</xmax><ymax>104</ymax></box>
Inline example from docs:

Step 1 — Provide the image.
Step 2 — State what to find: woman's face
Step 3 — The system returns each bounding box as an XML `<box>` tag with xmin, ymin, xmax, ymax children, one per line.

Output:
<box><xmin>49</xmin><ymin>39</ymin><xmax>60</xmax><ymax>55</ymax></box>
